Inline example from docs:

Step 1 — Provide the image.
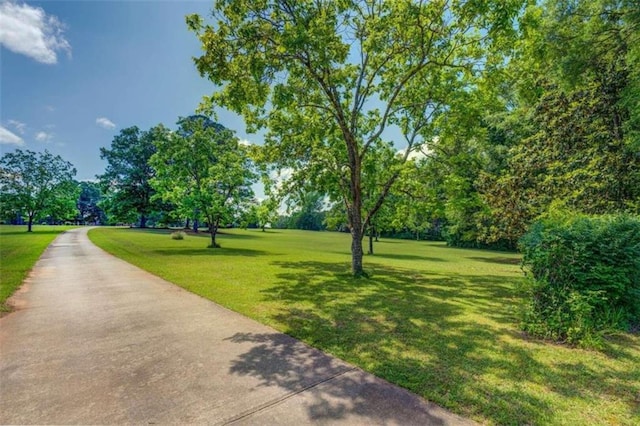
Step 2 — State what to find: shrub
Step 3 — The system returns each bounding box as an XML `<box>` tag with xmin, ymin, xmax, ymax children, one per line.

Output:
<box><xmin>171</xmin><ymin>231</ymin><xmax>186</xmax><ymax>240</ymax></box>
<box><xmin>519</xmin><ymin>213</ymin><xmax>640</xmax><ymax>347</ymax></box>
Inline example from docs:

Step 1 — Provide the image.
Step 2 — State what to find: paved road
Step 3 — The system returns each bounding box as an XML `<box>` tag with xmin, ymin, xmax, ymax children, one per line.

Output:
<box><xmin>0</xmin><ymin>228</ymin><xmax>474</xmax><ymax>425</ymax></box>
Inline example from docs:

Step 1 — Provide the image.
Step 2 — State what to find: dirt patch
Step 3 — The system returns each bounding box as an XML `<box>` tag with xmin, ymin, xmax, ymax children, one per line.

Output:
<box><xmin>0</xmin><ymin>281</ymin><xmax>31</xmax><ymax>318</ymax></box>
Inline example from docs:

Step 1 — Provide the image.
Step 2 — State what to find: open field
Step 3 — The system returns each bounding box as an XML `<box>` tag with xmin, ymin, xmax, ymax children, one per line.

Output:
<box><xmin>0</xmin><ymin>225</ymin><xmax>77</xmax><ymax>312</ymax></box>
<box><xmin>89</xmin><ymin>227</ymin><xmax>640</xmax><ymax>425</ymax></box>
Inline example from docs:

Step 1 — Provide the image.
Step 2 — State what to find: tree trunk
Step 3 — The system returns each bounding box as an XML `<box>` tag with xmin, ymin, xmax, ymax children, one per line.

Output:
<box><xmin>367</xmin><ymin>226</ymin><xmax>374</xmax><ymax>255</ymax></box>
<box><xmin>209</xmin><ymin>217</ymin><xmax>220</xmax><ymax>248</ymax></box>
<box><xmin>193</xmin><ymin>218</ymin><xmax>199</xmax><ymax>233</ymax></box>
<box><xmin>27</xmin><ymin>214</ymin><xmax>34</xmax><ymax>232</ymax></box>
<box><xmin>349</xmin><ymin>205</ymin><xmax>365</xmax><ymax>276</ymax></box>
<box><xmin>210</xmin><ymin>228</ymin><xmax>217</xmax><ymax>247</ymax></box>
<box><xmin>140</xmin><ymin>215</ymin><xmax>148</xmax><ymax>228</ymax></box>
<box><xmin>185</xmin><ymin>218</ymin><xmax>190</xmax><ymax>229</ymax></box>
<box><xmin>351</xmin><ymin>229</ymin><xmax>364</xmax><ymax>275</ymax></box>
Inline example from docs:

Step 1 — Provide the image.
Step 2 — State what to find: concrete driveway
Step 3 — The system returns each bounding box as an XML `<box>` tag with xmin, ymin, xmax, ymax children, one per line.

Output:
<box><xmin>0</xmin><ymin>227</ymin><xmax>474</xmax><ymax>425</ymax></box>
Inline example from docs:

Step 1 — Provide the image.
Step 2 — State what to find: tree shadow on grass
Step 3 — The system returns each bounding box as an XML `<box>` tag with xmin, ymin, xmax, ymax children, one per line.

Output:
<box><xmin>466</xmin><ymin>256</ymin><xmax>521</xmax><ymax>265</ymax></box>
<box><xmin>375</xmin><ymin>239</ymin><xmax>420</xmax><ymax>244</ymax></box>
<box><xmin>125</xmin><ymin>228</ymin><xmax>172</xmax><ymax>235</ymax></box>
<box><xmin>249</xmin><ymin>260</ymin><xmax>639</xmax><ymax>424</ymax></box>
<box><xmin>152</xmin><ymin>248</ymin><xmax>268</xmax><ymax>257</ymax></box>
<box><xmin>214</xmin><ymin>231</ymin><xmax>262</xmax><ymax>240</ymax></box>
<box><xmin>0</xmin><ymin>230</ymin><xmax>68</xmax><ymax>236</ymax></box>
<box><xmin>370</xmin><ymin>253</ymin><xmax>447</xmax><ymax>262</ymax></box>
<box><xmin>123</xmin><ymin>228</ymin><xmax>263</xmax><ymax>240</ymax></box>
<box><xmin>601</xmin><ymin>333</ymin><xmax>640</xmax><ymax>360</ymax></box>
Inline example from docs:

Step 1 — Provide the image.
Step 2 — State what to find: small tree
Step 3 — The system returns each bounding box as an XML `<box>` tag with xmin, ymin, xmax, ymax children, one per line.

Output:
<box><xmin>0</xmin><ymin>149</ymin><xmax>77</xmax><ymax>232</ymax></box>
<box><xmin>256</xmin><ymin>197</ymin><xmax>279</xmax><ymax>232</ymax></box>
<box><xmin>150</xmin><ymin>117</ymin><xmax>257</xmax><ymax>248</ymax></box>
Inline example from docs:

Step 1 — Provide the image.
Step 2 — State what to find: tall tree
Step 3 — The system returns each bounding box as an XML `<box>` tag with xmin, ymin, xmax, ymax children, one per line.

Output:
<box><xmin>480</xmin><ymin>0</ymin><xmax>640</xmax><ymax>245</ymax></box>
<box><xmin>150</xmin><ymin>117</ymin><xmax>256</xmax><ymax>248</ymax></box>
<box><xmin>188</xmin><ymin>0</ymin><xmax>520</xmax><ymax>275</ymax></box>
<box><xmin>98</xmin><ymin>126</ymin><xmax>163</xmax><ymax>228</ymax></box>
<box><xmin>76</xmin><ymin>181</ymin><xmax>106</xmax><ymax>225</ymax></box>
<box><xmin>0</xmin><ymin>149</ymin><xmax>77</xmax><ymax>232</ymax></box>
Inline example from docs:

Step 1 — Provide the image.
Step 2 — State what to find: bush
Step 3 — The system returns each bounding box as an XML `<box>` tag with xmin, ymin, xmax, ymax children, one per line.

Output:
<box><xmin>171</xmin><ymin>231</ymin><xmax>186</xmax><ymax>240</ymax></box>
<box><xmin>519</xmin><ymin>213</ymin><xmax>640</xmax><ymax>347</ymax></box>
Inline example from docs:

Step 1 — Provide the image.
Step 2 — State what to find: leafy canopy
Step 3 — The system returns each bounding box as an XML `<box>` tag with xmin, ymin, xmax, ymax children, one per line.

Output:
<box><xmin>0</xmin><ymin>149</ymin><xmax>77</xmax><ymax>231</ymax></box>
<box><xmin>150</xmin><ymin>116</ymin><xmax>256</xmax><ymax>247</ymax></box>
<box><xmin>188</xmin><ymin>0</ymin><xmax>522</xmax><ymax>274</ymax></box>
<box><xmin>98</xmin><ymin>126</ymin><xmax>165</xmax><ymax>227</ymax></box>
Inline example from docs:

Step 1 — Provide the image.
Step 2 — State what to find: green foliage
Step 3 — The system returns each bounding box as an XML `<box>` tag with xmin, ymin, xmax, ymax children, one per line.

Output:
<box><xmin>98</xmin><ymin>126</ymin><xmax>167</xmax><ymax>227</ymax></box>
<box><xmin>76</xmin><ymin>181</ymin><xmax>106</xmax><ymax>225</ymax></box>
<box><xmin>482</xmin><ymin>72</ymin><xmax>640</xmax><ymax>243</ymax></box>
<box><xmin>479</xmin><ymin>0</ymin><xmax>640</xmax><ymax>245</ymax></box>
<box><xmin>248</xmin><ymin>197</ymin><xmax>279</xmax><ymax>231</ymax></box>
<box><xmin>150</xmin><ymin>116</ymin><xmax>256</xmax><ymax>248</ymax></box>
<box><xmin>188</xmin><ymin>0</ymin><xmax>522</xmax><ymax>275</ymax></box>
<box><xmin>520</xmin><ymin>213</ymin><xmax>640</xmax><ymax>347</ymax></box>
<box><xmin>378</xmin><ymin>68</ymin><xmax>520</xmax><ymax>250</ymax></box>
<box><xmin>284</xmin><ymin>190</ymin><xmax>326</xmax><ymax>231</ymax></box>
<box><xmin>0</xmin><ymin>149</ymin><xmax>78</xmax><ymax>231</ymax></box>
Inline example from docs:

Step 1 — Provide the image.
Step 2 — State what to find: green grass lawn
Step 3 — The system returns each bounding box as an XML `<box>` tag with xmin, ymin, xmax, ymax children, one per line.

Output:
<box><xmin>0</xmin><ymin>225</ymin><xmax>76</xmax><ymax>312</ymax></box>
<box><xmin>89</xmin><ymin>227</ymin><xmax>640</xmax><ymax>425</ymax></box>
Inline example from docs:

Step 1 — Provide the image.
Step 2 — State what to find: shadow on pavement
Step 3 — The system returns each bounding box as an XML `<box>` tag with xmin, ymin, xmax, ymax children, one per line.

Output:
<box><xmin>224</xmin><ymin>332</ymin><xmax>460</xmax><ymax>425</ymax></box>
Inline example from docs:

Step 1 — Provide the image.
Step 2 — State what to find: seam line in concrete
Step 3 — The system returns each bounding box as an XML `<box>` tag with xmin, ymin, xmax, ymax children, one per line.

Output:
<box><xmin>221</xmin><ymin>367</ymin><xmax>358</xmax><ymax>425</ymax></box>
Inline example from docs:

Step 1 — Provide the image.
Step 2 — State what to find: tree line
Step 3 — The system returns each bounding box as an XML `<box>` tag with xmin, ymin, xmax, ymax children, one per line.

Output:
<box><xmin>0</xmin><ymin>115</ymin><xmax>258</xmax><ymax>249</ymax></box>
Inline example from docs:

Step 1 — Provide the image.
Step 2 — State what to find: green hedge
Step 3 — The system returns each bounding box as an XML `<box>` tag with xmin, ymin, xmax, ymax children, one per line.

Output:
<box><xmin>519</xmin><ymin>214</ymin><xmax>640</xmax><ymax>347</ymax></box>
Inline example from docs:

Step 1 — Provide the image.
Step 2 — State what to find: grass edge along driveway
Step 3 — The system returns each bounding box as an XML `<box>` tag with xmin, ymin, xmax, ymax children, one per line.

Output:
<box><xmin>88</xmin><ymin>227</ymin><xmax>640</xmax><ymax>425</ymax></box>
<box><xmin>0</xmin><ymin>225</ymin><xmax>76</xmax><ymax>313</ymax></box>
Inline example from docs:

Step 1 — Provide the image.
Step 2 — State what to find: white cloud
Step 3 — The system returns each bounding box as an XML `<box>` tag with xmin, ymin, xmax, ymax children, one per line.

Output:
<box><xmin>35</xmin><ymin>131</ymin><xmax>53</xmax><ymax>142</ymax></box>
<box><xmin>408</xmin><ymin>149</ymin><xmax>430</xmax><ymax>161</ymax></box>
<box><xmin>270</xmin><ymin>167</ymin><xmax>294</xmax><ymax>192</ymax></box>
<box><xmin>238</xmin><ymin>139</ymin><xmax>253</xmax><ymax>147</ymax></box>
<box><xmin>7</xmin><ymin>119</ymin><xmax>26</xmax><ymax>134</ymax></box>
<box><xmin>0</xmin><ymin>1</ymin><xmax>71</xmax><ymax>64</ymax></box>
<box><xmin>397</xmin><ymin>144</ymin><xmax>433</xmax><ymax>162</ymax></box>
<box><xmin>96</xmin><ymin>117</ymin><xmax>116</xmax><ymax>129</ymax></box>
<box><xmin>272</xmin><ymin>167</ymin><xmax>293</xmax><ymax>182</ymax></box>
<box><xmin>0</xmin><ymin>125</ymin><xmax>25</xmax><ymax>145</ymax></box>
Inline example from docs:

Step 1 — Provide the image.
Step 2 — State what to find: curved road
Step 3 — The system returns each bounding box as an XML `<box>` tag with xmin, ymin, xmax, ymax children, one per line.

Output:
<box><xmin>0</xmin><ymin>228</ymin><xmax>473</xmax><ymax>425</ymax></box>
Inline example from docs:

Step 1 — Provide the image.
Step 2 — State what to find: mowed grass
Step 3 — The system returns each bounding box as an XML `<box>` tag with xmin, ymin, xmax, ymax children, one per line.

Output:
<box><xmin>0</xmin><ymin>225</ymin><xmax>76</xmax><ymax>312</ymax></box>
<box><xmin>89</xmin><ymin>227</ymin><xmax>640</xmax><ymax>425</ymax></box>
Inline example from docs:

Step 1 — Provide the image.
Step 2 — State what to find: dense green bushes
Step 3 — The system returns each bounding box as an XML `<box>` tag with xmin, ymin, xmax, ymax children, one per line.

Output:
<box><xmin>519</xmin><ymin>214</ymin><xmax>640</xmax><ymax>347</ymax></box>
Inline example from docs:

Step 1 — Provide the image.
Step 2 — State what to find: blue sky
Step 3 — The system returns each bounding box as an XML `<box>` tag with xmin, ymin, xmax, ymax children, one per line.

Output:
<box><xmin>1</xmin><ymin>0</ymin><xmax>256</xmax><ymax>181</ymax></box>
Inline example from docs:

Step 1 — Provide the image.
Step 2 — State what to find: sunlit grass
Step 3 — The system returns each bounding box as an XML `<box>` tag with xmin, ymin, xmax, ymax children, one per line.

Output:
<box><xmin>0</xmin><ymin>225</ymin><xmax>76</xmax><ymax>312</ymax></box>
<box><xmin>89</xmin><ymin>227</ymin><xmax>640</xmax><ymax>425</ymax></box>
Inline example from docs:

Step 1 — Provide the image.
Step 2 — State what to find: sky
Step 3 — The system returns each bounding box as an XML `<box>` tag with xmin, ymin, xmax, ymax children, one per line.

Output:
<box><xmin>0</xmin><ymin>0</ymin><xmax>258</xmax><ymax>181</ymax></box>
